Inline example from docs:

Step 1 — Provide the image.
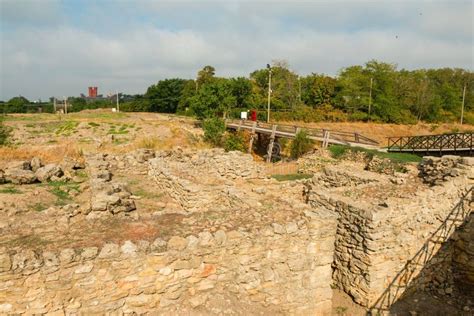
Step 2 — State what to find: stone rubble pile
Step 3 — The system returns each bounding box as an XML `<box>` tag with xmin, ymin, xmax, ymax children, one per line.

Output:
<box><xmin>85</xmin><ymin>154</ymin><xmax>136</xmax><ymax>218</ymax></box>
<box><xmin>297</xmin><ymin>149</ymin><xmax>335</xmax><ymax>174</ymax></box>
<box><xmin>311</xmin><ymin>166</ymin><xmax>380</xmax><ymax>188</ymax></box>
<box><xmin>115</xmin><ymin>149</ymin><xmax>156</xmax><ymax>173</ymax></box>
<box><xmin>418</xmin><ymin>155</ymin><xmax>474</xmax><ymax>186</ymax></box>
<box><xmin>148</xmin><ymin>148</ymin><xmax>263</xmax><ymax>212</ymax></box>
<box><xmin>0</xmin><ymin>157</ymin><xmax>85</xmax><ymax>185</ymax></box>
<box><xmin>365</xmin><ymin>155</ymin><xmax>406</xmax><ymax>175</ymax></box>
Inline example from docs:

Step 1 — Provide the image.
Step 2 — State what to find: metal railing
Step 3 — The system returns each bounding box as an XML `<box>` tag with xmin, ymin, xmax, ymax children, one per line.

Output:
<box><xmin>368</xmin><ymin>186</ymin><xmax>473</xmax><ymax>314</ymax></box>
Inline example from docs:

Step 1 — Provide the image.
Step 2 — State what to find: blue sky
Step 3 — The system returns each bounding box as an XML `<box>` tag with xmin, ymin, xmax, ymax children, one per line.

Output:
<box><xmin>1</xmin><ymin>0</ymin><xmax>473</xmax><ymax>100</ymax></box>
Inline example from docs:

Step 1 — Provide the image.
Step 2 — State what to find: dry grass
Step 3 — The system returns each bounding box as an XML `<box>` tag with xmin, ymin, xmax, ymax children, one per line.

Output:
<box><xmin>0</xmin><ymin>142</ymin><xmax>84</xmax><ymax>164</ymax></box>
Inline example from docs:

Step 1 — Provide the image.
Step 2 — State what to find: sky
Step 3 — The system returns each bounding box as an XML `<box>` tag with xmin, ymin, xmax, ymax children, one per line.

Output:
<box><xmin>0</xmin><ymin>0</ymin><xmax>473</xmax><ymax>101</ymax></box>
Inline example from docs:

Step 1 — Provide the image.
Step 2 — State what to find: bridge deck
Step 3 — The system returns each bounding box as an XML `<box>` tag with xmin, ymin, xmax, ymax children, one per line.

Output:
<box><xmin>387</xmin><ymin>133</ymin><xmax>473</xmax><ymax>156</ymax></box>
<box><xmin>226</xmin><ymin>119</ymin><xmax>379</xmax><ymax>148</ymax></box>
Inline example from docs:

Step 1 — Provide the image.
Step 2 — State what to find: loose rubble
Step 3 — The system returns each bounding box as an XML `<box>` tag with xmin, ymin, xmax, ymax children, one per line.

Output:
<box><xmin>85</xmin><ymin>154</ymin><xmax>136</xmax><ymax>218</ymax></box>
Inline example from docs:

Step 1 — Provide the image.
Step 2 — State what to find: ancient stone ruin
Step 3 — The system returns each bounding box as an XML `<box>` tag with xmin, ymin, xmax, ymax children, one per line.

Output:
<box><xmin>0</xmin><ymin>149</ymin><xmax>472</xmax><ymax>315</ymax></box>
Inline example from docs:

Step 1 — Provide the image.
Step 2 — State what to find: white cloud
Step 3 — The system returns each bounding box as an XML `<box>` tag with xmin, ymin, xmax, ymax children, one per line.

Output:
<box><xmin>0</xmin><ymin>0</ymin><xmax>473</xmax><ymax>100</ymax></box>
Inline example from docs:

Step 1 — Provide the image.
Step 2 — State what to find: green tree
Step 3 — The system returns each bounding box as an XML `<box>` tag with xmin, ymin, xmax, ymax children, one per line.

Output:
<box><xmin>250</xmin><ymin>61</ymin><xmax>300</xmax><ymax>110</ymax></box>
<box><xmin>230</xmin><ymin>77</ymin><xmax>252</xmax><ymax>108</ymax></box>
<box><xmin>5</xmin><ymin>96</ymin><xmax>29</xmax><ymax>113</ymax></box>
<box><xmin>177</xmin><ymin>80</ymin><xmax>197</xmax><ymax>114</ymax></box>
<box><xmin>301</xmin><ymin>74</ymin><xmax>337</xmax><ymax>108</ymax></box>
<box><xmin>189</xmin><ymin>78</ymin><xmax>236</xmax><ymax>119</ymax></box>
<box><xmin>145</xmin><ymin>78</ymin><xmax>187</xmax><ymax>113</ymax></box>
<box><xmin>197</xmin><ymin>65</ymin><xmax>216</xmax><ymax>89</ymax></box>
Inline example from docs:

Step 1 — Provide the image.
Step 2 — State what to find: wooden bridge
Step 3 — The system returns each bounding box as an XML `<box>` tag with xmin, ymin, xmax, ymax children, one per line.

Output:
<box><xmin>387</xmin><ymin>132</ymin><xmax>473</xmax><ymax>156</ymax></box>
<box><xmin>225</xmin><ymin>119</ymin><xmax>379</xmax><ymax>162</ymax></box>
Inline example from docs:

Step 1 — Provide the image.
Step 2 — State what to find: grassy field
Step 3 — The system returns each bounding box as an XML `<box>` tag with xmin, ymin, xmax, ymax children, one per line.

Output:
<box><xmin>328</xmin><ymin>144</ymin><xmax>422</xmax><ymax>163</ymax></box>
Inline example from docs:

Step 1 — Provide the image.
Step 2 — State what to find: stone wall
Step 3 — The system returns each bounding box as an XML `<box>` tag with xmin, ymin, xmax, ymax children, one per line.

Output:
<box><xmin>419</xmin><ymin>156</ymin><xmax>474</xmax><ymax>186</ymax></box>
<box><xmin>0</xmin><ymin>209</ymin><xmax>337</xmax><ymax>315</ymax></box>
<box><xmin>305</xmin><ymin>157</ymin><xmax>473</xmax><ymax>308</ymax></box>
<box><xmin>453</xmin><ymin>213</ymin><xmax>474</xmax><ymax>297</ymax></box>
<box><xmin>148</xmin><ymin>149</ymin><xmax>264</xmax><ymax>212</ymax></box>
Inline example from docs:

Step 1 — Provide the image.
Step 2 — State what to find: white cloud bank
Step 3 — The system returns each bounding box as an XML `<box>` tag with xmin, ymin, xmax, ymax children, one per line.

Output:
<box><xmin>0</xmin><ymin>0</ymin><xmax>473</xmax><ymax>100</ymax></box>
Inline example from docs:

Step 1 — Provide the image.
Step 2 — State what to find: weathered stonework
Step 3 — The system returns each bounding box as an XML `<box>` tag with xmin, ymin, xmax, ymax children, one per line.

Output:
<box><xmin>148</xmin><ymin>149</ymin><xmax>264</xmax><ymax>212</ymax></box>
<box><xmin>0</xmin><ymin>209</ymin><xmax>337</xmax><ymax>315</ymax></box>
<box><xmin>85</xmin><ymin>154</ymin><xmax>136</xmax><ymax>218</ymax></box>
<box><xmin>305</xmin><ymin>155</ymin><xmax>473</xmax><ymax>308</ymax></box>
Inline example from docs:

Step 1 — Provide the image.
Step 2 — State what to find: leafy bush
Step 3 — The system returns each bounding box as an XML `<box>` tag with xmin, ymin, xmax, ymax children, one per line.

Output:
<box><xmin>202</xmin><ymin>117</ymin><xmax>226</xmax><ymax>146</ymax></box>
<box><xmin>0</xmin><ymin>119</ymin><xmax>10</xmax><ymax>145</ymax></box>
<box><xmin>223</xmin><ymin>132</ymin><xmax>246</xmax><ymax>152</ymax></box>
<box><xmin>290</xmin><ymin>130</ymin><xmax>314</xmax><ymax>158</ymax></box>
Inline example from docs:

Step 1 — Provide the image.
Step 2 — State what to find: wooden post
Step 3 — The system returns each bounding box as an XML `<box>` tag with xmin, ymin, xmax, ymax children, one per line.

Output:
<box><xmin>322</xmin><ymin>131</ymin><xmax>330</xmax><ymax>148</ymax></box>
<box><xmin>266</xmin><ymin>124</ymin><xmax>277</xmax><ymax>163</ymax></box>
<box><xmin>238</xmin><ymin>119</ymin><xmax>242</xmax><ymax>131</ymax></box>
<box><xmin>248</xmin><ymin>121</ymin><xmax>257</xmax><ymax>153</ymax></box>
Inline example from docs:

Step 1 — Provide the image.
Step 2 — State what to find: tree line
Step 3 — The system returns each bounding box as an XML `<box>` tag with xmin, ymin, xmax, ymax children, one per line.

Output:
<box><xmin>2</xmin><ymin>60</ymin><xmax>473</xmax><ymax>124</ymax></box>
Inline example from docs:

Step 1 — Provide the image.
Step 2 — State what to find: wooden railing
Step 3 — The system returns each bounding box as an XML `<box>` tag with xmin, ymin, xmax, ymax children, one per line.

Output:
<box><xmin>387</xmin><ymin>133</ymin><xmax>473</xmax><ymax>154</ymax></box>
<box><xmin>226</xmin><ymin>119</ymin><xmax>379</xmax><ymax>147</ymax></box>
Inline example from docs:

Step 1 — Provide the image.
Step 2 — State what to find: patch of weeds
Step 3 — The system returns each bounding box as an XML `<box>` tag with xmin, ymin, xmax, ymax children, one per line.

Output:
<box><xmin>137</xmin><ymin>137</ymin><xmax>160</xmax><ymax>149</ymax></box>
<box><xmin>55</xmin><ymin>121</ymin><xmax>79</xmax><ymax>136</ymax></box>
<box><xmin>47</xmin><ymin>139</ymin><xmax>58</xmax><ymax>144</ymax></box>
<box><xmin>328</xmin><ymin>145</ymin><xmax>421</xmax><ymax>163</ymax></box>
<box><xmin>31</xmin><ymin>202</ymin><xmax>46</xmax><ymax>212</ymax></box>
<box><xmin>335</xmin><ymin>306</ymin><xmax>348</xmax><ymax>316</ymax></box>
<box><xmin>78</xmin><ymin>138</ymin><xmax>94</xmax><ymax>144</ymax></box>
<box><xmin>187</xmin><ymin>132</ymin><xmax>200</xmax><ymax>145</ymax></box>
<box><xmin>108</xmin><ymin>124</ymin><xmax>129</xmax><ymax>135</ymax></box>
<box><xmin>46</xmin><ymin>180</ymin><xmax>80</xmax><ymax>205</ymax></box>
<box><xmin>113</xmin><ymin>138</ymin><xmax>129</xmax><ymax>145</ymax></box>
<box><xmin>0</xmin><ymin>186</ymin><xmax>23</xmax><ymax>194</ymax></box>
<box><xmin>88</xmin><ymin>122</ymin><xmax>100</xmax><ymax>127</ymax></box>
<box><xmin>272</xmin><ymin>173</ymin><xmax>313</xmax><ymax>181</ymax></box>
<box><xmin>134</xmin><ymin>188</ymin><xmax>164</xmax><ymax>199</ymax></box>
<box><xmin>75</xmin><ymin>170</ymin><xmax>88</xmax><ymax>180</ymax></box>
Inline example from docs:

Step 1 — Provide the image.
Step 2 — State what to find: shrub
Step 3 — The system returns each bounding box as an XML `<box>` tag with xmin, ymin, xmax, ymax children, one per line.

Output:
<box><xmin>223</xmin><ymin>132</ymin><xmax>246</xmax><ymax>152</ymax></box>
<box><xmin>202</xmin><ymin>117</ymin><xmax>226</xmax><ymax>146</ymax></box>
<box><xmin>0</xmin><ymin>119</ymin><xmax>10</xmax><ymax>145</ymax></box>
<box><xmin>290</xmin><ymin>130</ymin><xmax>314</xmax><ymax>158</ymax></box>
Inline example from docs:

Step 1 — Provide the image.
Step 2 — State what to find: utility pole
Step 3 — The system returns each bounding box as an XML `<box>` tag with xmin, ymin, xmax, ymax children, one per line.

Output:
<box><xmin>64</xmin><ymin>96</ymin><xmax>67</xmax><ymax>115</ymax></box>
<box><xmin>116</xmin><ymin>91</ymin><xmax>120</xmax><ymax>112</ymax></box>
<box><xmin>368</xmin><ymin>77</ymin><xmax>373</xmax><ymax>117</ymax></box>
<box><xmin>267</xmin><ymin>64</ymin><xmax>272</xmax><ymax>123</ymax></box>
<box><xmin>460</xmin><ymin>84</ymin><xmax>466</xmax><ymax>125</ymax></box>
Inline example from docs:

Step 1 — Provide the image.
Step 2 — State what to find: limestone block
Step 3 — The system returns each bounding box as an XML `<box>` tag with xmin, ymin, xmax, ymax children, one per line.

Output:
<box><xmin>167</xmin><ymin>236</ymin><xmax>187</xmax><ymax>251</ymax></box>
<box><xmin>35</xmin><ymin>164</ymin><xmax>63</xmax><ymax>182</ymax></box>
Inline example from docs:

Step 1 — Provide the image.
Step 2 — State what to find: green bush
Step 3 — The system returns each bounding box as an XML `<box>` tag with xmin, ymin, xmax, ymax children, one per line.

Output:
<box><xmin>0</xmin><ymin>119</ymin><xmax>10</xmax><ymax>145</ymax></box>
<box><xmin>202</xmin><ymin>117</ymin><xmax>226</xmax><ymax>146</ymax></box>
<box><xmin>290</xmin><ymin>130</ymin><xmax>314</xmax><ymax>158</ymax></box>
<box><xmin>223</xmin><ymin>132</ymin><xmax>246</xmax><ymax>152</ymax></box>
